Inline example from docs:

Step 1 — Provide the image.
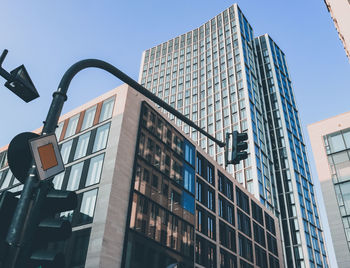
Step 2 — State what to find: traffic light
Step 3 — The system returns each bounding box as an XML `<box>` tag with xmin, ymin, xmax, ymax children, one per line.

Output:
<box><xmin>225</xmin><ymin>131</ymin><xmax>248</xmax><ymax>166</ymax></box>
<box><xmin>17</xmin><ymin>182</ymin><xmax>77</xmax><ymax>268</ymax></box>
<box><xmin>0</xmin><ymin>191</ymin><xmax>18</xmax><ymax>264</ymax></box>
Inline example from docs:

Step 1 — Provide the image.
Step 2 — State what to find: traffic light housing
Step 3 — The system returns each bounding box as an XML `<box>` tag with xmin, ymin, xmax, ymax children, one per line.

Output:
<box><xmin>0</xmin><ymin>191</ymin><xmax>18</xmax><ymax>264</ymax></box>
<box><xmin>225</xmin><ymin>131</ymin><xmax>248</xmax><ymax>166</ymax></box>
<box><xmin>17</xmin><ymin>182</ymin><xmax>77</xmax><ymax>268</ymax></box>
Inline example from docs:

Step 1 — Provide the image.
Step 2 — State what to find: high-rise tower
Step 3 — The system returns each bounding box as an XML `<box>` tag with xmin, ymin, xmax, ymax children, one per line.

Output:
<box><xmin>139</xmin><ymin>4</ymin><xmax>329</xmax><ymax>267</ymax></box>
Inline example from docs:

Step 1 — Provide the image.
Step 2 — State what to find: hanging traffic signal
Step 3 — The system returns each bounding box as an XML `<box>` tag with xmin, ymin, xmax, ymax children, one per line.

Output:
<box><xmin>225</xmin><ymin>131</ymin><xmax>248</xmax><ymax>166</ymax></box>
<box><xmin>16</xmin><ymin>182</ymin><xmax>77</xmax><ymax>268</ymax></box>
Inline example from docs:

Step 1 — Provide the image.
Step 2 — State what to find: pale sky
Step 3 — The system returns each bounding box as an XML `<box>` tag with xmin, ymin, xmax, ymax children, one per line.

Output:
<box><xmin>1</xmin><ymin>1</ymin><xmax>349</xmax><ymax>266</ymax></box>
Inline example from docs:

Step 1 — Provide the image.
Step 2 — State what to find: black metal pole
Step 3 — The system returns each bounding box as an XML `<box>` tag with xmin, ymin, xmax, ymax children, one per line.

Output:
<box><xmin>5</xmin><ymin>58</ymin><xmax>226</xmax><ymax>267</ymax></box>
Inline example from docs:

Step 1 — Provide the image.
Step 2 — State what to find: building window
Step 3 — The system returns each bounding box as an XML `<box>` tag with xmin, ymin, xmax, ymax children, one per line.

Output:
<box><xmin>67</xmin><ymin>162</ymin><xmax>84</xmax><ymax>191</ymax></box>
<box><xmin>85</xmin><ymin>154</ymin><xmax>104</xmax><ymax>187</ymax></box>
<box><xmin>236</xmin><ymin>187</ymin><xmax>250</xmax><ymax>214</ymax></box>
<box><xmin>184</xmin><ymin>164</ymin><xmax>195</xmax><ymax>194</ymax></box>
<box><xmin>64</xmin><ymin>114</ymin><xmax>80</xmax><ymax>138</ymax></box>
<box><xmin>78</xmin><ymin>188</ymin><xmax>98</xmax><ymax>225</ymax></box>
<box><xmin>81</xmin><ymin>105</ymin><xmax>97</xmax><ymax>131</ymax></box>
<box><xmin>184</xmin><ymin>140</ymin><xmax>195</xmax><ymax>166</ymax></box>
<box><xmin>53</xmin><ymin>171</ymin><xmax>65</xmax><ymax>190</ymax></box>
<box><xmin>68</xmin><ymin>228</ymin><xmax>91</xmax><ymax>267</ymax></box>
<box><xmin>0</xmin><ymin>169</ymin><xmax>12</xmax><ymax>190</ymax></box>
<box><xmin>99</xmin><ymin>97</ymin><xmax>115</xmax><ymax>122</ymax></box>
<box><xmin>74</xmin><ymin>132</ymin><xmax>91</xmax><ymax>160</ymax></box>
<box><xmin>93</xmin><ymin>123</ymin><xmax>110</xmax><ymax>153</ymax></box>
<box><xmin>60</xmin><ymin>139</ymin><xmax>73</xmax><ymax>164</ymax></box>
<box><xmin>55</xmin><ymin>121</ymin><xmax>64</xmax><ymax>140</ymax></box>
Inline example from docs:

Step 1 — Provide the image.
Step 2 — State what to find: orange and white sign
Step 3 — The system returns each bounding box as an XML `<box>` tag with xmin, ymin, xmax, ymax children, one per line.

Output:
<box><xmin>29</xmin><ymin>134</ymin><xmax>64</xmax><ymax>181</ymax></box>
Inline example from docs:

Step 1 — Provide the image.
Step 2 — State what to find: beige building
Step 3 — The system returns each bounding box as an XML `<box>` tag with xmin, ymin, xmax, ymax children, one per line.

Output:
<box><xmin>324</xmin><ymin>0</ymin><xmax>350</xmax><ymax>60</ymax></box>
<box><xmin>0</xmin><ymin>84</ymin><xmax>284</xmax><ymax>267</ymax></box>
<box><xmin>308</xmin><ymin>111</ymin><xmax>350</xmax><ymax>267</ymax></box>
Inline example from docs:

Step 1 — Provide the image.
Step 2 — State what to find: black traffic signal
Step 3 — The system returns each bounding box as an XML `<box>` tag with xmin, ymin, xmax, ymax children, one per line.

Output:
<box><xmin>225</xmin><ymin>131</ymin><xmax>248</xmax><ymax>166</ymax></box>
<box><xmin>17</xmin><ymin>182</ymin><xmax>77</xmax><ymax>268</ymax></box>
<box><xmin>0</xmin><ymin>191</ymin><xmax>18</xmax><ymax>264</ymax></box>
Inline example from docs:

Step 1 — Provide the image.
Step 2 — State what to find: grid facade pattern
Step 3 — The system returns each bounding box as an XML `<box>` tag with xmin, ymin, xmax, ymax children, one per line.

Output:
<box><xmin>139</xmin><ymin>4</ymin><xmax>277</xmax><ymax>214</ymax></box>
<box><xmin>123</xmin><ymin>102</ymin><xmax>282</xmax><ymax>268</ymax></box>
<box><xmin>139</xmin><ymin>4</ymin><xmax>329</xmax><ymax>267</ymax></box>
<box><xmin>255</xmin><ymin>35</ymin><xmax>328</xmax><ymax>267</ymax></box>
<box><xmin>0</xmin><ymin>96</ymin><xmax>115</xmax><ymax>268</ymax></box>
<box><xmin>323</xmin><ymin>128</ymin><xmax>350</xmax><ymax>250</ymax></box>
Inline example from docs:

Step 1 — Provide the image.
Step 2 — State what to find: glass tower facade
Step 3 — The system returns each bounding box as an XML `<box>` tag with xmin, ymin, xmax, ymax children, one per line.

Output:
<box><xmin>139</xmin><ymin>4</ymin><xmax>329</xmax><ymax>267</ymax></box>
<box><xmin>255</xmin><ymin>35</ymin><xmax>328</xmax><ymax>267</ymax></box>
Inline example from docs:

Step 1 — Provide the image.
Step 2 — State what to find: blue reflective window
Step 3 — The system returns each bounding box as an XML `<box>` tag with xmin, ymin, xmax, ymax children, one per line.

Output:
<box><xmin>182</xmin><ymin>191</ymin><xmax>195</xmax><ymax>214</ymax></box>
<box><xmin>184</xmin><ymin>140</ymin><xmax>195</xmax><ymax>166</ymax></box>
<box><xmin>183</xmin><ymin>164</ymin><xmax>195</xmax><ymax>194</ymax></box>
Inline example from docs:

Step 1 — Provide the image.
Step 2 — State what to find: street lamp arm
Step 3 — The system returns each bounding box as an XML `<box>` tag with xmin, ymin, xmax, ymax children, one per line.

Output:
<box><xmin>43</xmin><ymin>59</ymin><xmax>226</xmax><ymax>147</ymax></box>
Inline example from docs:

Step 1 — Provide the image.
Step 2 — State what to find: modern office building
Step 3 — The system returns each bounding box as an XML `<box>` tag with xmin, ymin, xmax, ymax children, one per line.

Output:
<box><xmin>323</xmin><ymin>0</ymin><xmax>350</xmax><ymax>60</ymax></box>
<box><xmin>308</xmin><ymin>111</ymin><xmax>350</xmax><ymax>267</ymax></box>
<box><xmin>139</xmin><ymin>4</ymin><xmax>329</xmax><ymax>267</ymax></box>
<box><xmin>0</xmin><ymin>84</ymin><xmax>284</xmax><ymax>267</ymax></box>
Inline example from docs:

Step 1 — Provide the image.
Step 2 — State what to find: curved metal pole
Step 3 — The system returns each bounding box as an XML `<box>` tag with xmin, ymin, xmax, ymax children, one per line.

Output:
<box><xmin>42</xmin><ymin>59</ymin><xmax>225</xmax><ymax>147</ymax></box>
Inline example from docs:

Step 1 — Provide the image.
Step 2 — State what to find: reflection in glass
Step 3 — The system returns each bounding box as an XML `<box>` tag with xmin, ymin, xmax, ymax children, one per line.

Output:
<box><xmin>93</xmin><ymin>123</ymin><xmax>110</xmax><ymax>153</ymax></box>
<box><xmin>0</xmin><ymin>169</ymin><xmax>12</xmax><ymax>190</ymax></box>
<box><xmin>81</xmin><ymin>105</ymin><xmax>97</xmax><ymax>131</ymax></box>
<box><xmin>53</xmin><ymin>171</ymin><xmax>65</xmax><ymax>190</ymax></box>
<box><xmin>99</xmin><ymin>97</ymin><xmax>115</xmax><ymax>122</ymax></box>
<box><xmin>79</xmin><ymin>188</ymin><xmax>98</xmax><ymax>224</ymax></box>
<box><xmin>85</xmin><ymin>154</ymin><xmax>104</xmax><ymax>187</ymax></box>
<box><xmin>61</xmin><ymin>140</ymin><xmax>73</xmax><ymax>164</ymax></box>
<box><xmin>67</xmin><ymin>162</ymin><xmax>84</xmax><ymax>191</ymax></box>
<box><xmin>55</xmin><ymin>122</ymin><xmax>64</xmax><ymax>140</ymax></box>
<box><xmin>74</xmin><ymin>132</ymin><xmax>91</xmax><ymax>160</ymax></box>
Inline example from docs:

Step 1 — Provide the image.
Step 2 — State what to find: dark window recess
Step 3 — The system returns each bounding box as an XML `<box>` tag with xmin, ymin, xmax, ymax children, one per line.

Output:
<box><xmin>236</xmin><ymin>187</ymin><xmax>250</xmax><ymax>214</ymax></box>
<box><xmin>196</xmin><ymin>153</ymin><xmax>215</xmax><ymax>186</ymax></box>
<box><xmin>220</xmin><ymin>248</ymin><xmax>237</xmax><ymax>268</ymax></box>
<box><xmin>265</xmin><ymin>212</ymin><xmax>276</xmax><ymax>235</ymax></box>
<box><xmin>267</xmin><ymin>233</ymin><xmax>278</xmax><ymax>255</ymax></box>
<box><xmin>255</xmin><ymin>244</ymin><xmax>268</xmax><ymax>268</ymax></box>
<box><xmin>269</xmin><ymin>254</ymin><xmax>280</xmax><ymax>268</ymax></box>
<box><xmin>219</xmin><ymin>220</ymin><xmax>236</xmax><ymax>252</ymax></box>
<box><xmin>218</xmin><ymin>172</ymin><xmax>233</xmax><ymax>201</ymax></box>
<box><xmin>195</xmin><ymin>235</ymin><xmax>216</xmax><ymax>268</ymax></box>
<box><xmin>237</xmin><ymin>210</ymin><xmax>251</xmax><ymax>237</ymax></box>
<box><xmin>252</xmin><ymin>200</ymin><xmax>264</xmax><ymax>226</ymax></box>
<box><xmin>253</xmin><ymin>222</ymin><xmax>266</xmax><ymax>247</ymax></box>
<box><xmin>238</xmin><ymin>234</ymin><xmax>253</xmax><ymax>262</ymax></box>
<box><xmin>66</xmin><ymin>228</ymin><xmax>91</xmax><ymax>268</ymax></box>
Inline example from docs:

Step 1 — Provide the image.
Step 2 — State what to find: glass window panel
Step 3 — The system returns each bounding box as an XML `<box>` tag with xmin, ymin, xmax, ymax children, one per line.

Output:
<box><xmin>55</xmin><ymin>121</ymin><xmax>64</xmax><ymax>140</ymax></box>
<box><xmin>60</xmin><ymin>140</ymin><xmax>73</xmax><ymax>164</ymax></box>
<box><xmin>99</xmin><ymin>97</ymin><xmax>115</xmax><ymax>122</ymax></box>
<box><xmin>81</xmin><ymin>105</ymin><xmax>97</xmax><ymax>131</ymax></box>
<box><xmin>67</xmin><ymin>162</ymin><xmax>84</xmax><ymax>191</ymax></box>
<box><xmin>340</xmin><ymin>182</ymin><xmax>350</xmax><ymax>214</ymax></box>
<box><xmin>328</xmin><ymin>133</ymin><xmax>346</xmax><ymax>153</ymax></box>
<box><xmin>79</xmin><ymin>189</ymin><xmax>98</xmax><ymax>224</ymax></box>
<box><xmin>74</xmin><ymin>132</ymin><xmax>91</xmax><ymax>160</ymax></box>
<box><xmin>93</xmin><ymin>123</ymin><xmax>110</xmax><ymax>153</ymax></box>
<box><xmin>64</xmin><ymin>114</ymin><xmax>80</xmax><ymax>138</ymax></box>
<box><xmin>343</xmin><ymin>130</ymin><xmax>350</xmax><ymax>148</ymax></box>
<box><xmin>0</xmin><ymin>169</ymin><xmax>12</xmax><ymax>190</ymax></box>
<box><xmin>85</xmin><ymin>154</ymin><xmax>104</xmax><ymax>187</ymax></box>
<box><xmin>332</xmin><ymin>151</ymin><xmax>349</xmax><ymax>164</ymax></box>
<box><xmin>53</xmin><ymin>171</ymin><xmax>65</xmax><ymax>190</ymax></box>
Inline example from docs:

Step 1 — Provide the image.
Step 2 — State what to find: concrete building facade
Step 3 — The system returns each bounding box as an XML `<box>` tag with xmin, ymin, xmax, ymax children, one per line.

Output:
<box><xmin>308</xmin><ymin>111</ymin><xmax>350</xmax><ymax>267</ymax></box>
<box><xmin>0</xmin><ymin>84</ymin><xmax>284</xmax><ymax>267</ymax></box>
<box><xmin>323</xmin><ymin>0</ymin><xmax>350</xmax><ymax>60</ymax></box>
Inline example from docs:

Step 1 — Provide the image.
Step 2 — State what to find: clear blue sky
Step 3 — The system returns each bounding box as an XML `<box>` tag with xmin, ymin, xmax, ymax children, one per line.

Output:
<box><xmin>1</xmin><ymin>0</ymin><xmax>349</xmax><ymax>266</ymax></box>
